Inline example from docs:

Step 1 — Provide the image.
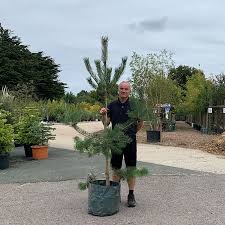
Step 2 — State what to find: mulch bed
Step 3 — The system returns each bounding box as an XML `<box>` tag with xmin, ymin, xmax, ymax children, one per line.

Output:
<box><xmin>137</xmin><ymin>121</ymin><xmax>225</xmax><ymax>156</ymax></box>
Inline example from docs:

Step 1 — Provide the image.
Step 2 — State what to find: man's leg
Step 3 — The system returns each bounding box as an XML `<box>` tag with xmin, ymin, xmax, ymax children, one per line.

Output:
<box><xmin>127</xmin><ymin>176</ymin><xmax>136</xmax><ymax>207</ymax></box>
<box><xmin>124</xmin><ymin>139</ymin><xmax>137</xmax><ymax>207</ymax></box>
<box><xmin>111</xmin><ymin>154</ymin><xmax>123</xmax><ymax>203</ymax></box>
<box><xmin>128</xmin><ymin>176</ymin><xmax>136</xmax><ymax>190</ymax></box>
<box><xmin>111</xmin><ymin>152</ymin><xmax>123</xmax><ymax>182</ymax></box>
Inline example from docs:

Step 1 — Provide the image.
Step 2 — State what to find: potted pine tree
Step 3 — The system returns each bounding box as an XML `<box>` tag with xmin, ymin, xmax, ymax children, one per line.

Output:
<box><xmin>74</xmin><ymin>36</ymin><xmax>148</xmax><ymax>216</ymax></box>
<box><xmin>0</xmin><ymin>110</ymin><xmax>14</xmax><ymax>169</ymax></box>
<box><xmin>30</xmin><ymin>121</ymin><xmax>55</xmax><ymax>160</ymax></box>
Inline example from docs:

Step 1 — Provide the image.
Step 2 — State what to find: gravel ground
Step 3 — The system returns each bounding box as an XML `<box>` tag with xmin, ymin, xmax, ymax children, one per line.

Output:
<box><xmin>1</xmin><ymin>176</ymin><xmax>225</xmax><ymax>225</ymax></box>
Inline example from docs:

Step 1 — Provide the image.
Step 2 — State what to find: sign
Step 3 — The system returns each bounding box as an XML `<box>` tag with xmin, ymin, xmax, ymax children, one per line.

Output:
<box><xmin>223</xmin><ymin>108</ymin><xmax>225</xmax><ymax>114</ymax></box>
<box><xmin>208</xmin><ymin>108</ymin><xmax>212</xmax><ymax>113</ymax></box>
<box><xmin>164</xmin><ymin>103</ymin><xmax>171</xmax><ymax>113</ymax></box>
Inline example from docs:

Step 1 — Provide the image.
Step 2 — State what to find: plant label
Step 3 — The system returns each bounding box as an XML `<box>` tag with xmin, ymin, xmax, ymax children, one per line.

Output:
<box><xmin>208</xmin><ymin>108</ymin><xmax>212</xmax><ymax>113</ymax></box>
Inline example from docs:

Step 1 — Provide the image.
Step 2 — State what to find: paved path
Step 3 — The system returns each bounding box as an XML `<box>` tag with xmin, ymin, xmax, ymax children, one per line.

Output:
<box><xmin>76</xmin><ymin>121</ymin><xmax>225</xmax><ymax>174</ymax></box>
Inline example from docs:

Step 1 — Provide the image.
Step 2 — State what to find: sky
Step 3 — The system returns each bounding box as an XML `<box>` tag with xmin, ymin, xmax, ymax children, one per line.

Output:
<box><xmin>1</xmin><ymin>0</ymin><xmax>225</xmax><ymax>93</ymax></box>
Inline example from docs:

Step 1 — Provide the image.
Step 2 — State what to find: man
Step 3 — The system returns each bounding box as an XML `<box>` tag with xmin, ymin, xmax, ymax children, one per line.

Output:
<box><xmin>100</xmin><ymin>81</ymin><xmax>143</xmax><ymax>207</ymax></box>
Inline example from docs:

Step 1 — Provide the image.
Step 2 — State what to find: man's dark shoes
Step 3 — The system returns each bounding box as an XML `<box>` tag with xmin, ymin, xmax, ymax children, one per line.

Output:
<box><xmin>127</xmin><ymin>194</ymin><xmax>136</xmax><ymax>207</ymax></box>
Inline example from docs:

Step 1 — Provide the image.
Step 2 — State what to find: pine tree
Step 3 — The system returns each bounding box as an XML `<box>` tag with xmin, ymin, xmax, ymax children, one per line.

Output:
<box><xmin>0</xmin><ymin>24</ymin><xmax>66</xmax><ymax>99</ymax></box>
<box><xmin>81</xmin><ymin>37</ymin><xmax>127</xmax><ymax>186</ymax></box>
<box><xmin>84</xmin><ymin>36</ymin><xmax>127</xmax><ymax>105</ymax></box>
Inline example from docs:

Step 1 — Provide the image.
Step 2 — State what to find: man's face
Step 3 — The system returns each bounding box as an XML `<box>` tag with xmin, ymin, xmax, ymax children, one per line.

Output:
<box><xmin>118</xmin><ymin>83</ymin><xmax>131</xmax><ymax>99</ymax></box>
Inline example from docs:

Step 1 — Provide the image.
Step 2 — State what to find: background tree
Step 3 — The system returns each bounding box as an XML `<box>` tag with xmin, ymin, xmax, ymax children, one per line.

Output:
<box><xmin>211</xmin><ymin>73</ymin><xmax>225</xmax><ymax>105</ymax></box>
<box><xmin>130</xmin><ymin>50</ymin><xmax>181</xmax><ymax>108</ymax></box>
<box><xmin>0</xmin><ymin>24</ymin><xmax>66</xmax><ymax>100</ymax></box>
<box><xmin>168</xmin><ymin>65</ymin><xmax>204</xmax><ymax>90</ymax></box>
<box><xmin>75</xmin><ymin>90</ymin><xmax>98</xmax><ymax>104</ymax></box>
<box><xmin>183</xmin><ymin>72</ymin><xmax>214</xmax><ymax>114</ymax></box>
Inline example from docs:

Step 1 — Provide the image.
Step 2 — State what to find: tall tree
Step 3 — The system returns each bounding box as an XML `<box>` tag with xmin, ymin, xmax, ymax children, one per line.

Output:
<box><xmin>168</xmin><ymin>65</ymin><xmax>204</xmax><ymax>89</ymax></box>
<box><xmin>130</xmin><ymin>50</ymin><xmax>181</xmax><ymax>108</ymax></box>
<box><xmin>183</xmin><ymin>72</ymin><xmax>214</xmax><ymax>114</ymax></box>
<box><xmin>84</xmin><ymin>36</ymin><xmax>127</xmax><ymax>105</ymax></box>
<box><xmin>0</xmin><ymin>24</ymin><xmax>66</xmax><ymax>99</ymax></box>
<box><xmin>83</xmin><ymin>36</ymin><xmax>127</xmax><ymax>185</ymax></box>
<box><xmin>211</xmin><ymin>73</ymin><xmax>225</xmax><ymax>105</ymax></box>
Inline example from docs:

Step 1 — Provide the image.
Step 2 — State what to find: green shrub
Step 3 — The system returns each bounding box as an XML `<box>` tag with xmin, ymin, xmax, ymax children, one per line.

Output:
<box><xmin>0</xmin><ymin>110</ymin><xmax>14</xmax><ymax>153</ymax></box>
<box><xmin>16</xmin><ymin>107</ymin><xmax>55</xmax><ymax>145</ymax></box>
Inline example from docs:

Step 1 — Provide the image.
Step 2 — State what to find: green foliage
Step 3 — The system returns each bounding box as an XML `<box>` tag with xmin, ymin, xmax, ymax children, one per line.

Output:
<box><xmin>69</xmin><ymin>90</ymin><xmax>100</xmax><ymax>104</ymax></box>
<box><xmin>115</xmin><ymin>167</ymin><xmax>149</xmax><ymax>181</ymax></box>
<box><xmin>16</xmin><ymin>107</ymin><xmax>55</xmax><ymax>145</ymax></box>
<box><xmin>75</xmin><ymin>125</ymin><xmax>131</xmax><ymax>159</ymax></box>
<box><xmin>84</xmin><ymin>36</ymin><xmax>127</xmax><ymax>105</ymax></box>
<box><xmin>78</xmin><ymin>182</ymin><xmax>88</xmax><ymax>190</ymax></box>
<box><xmin>130</xmin><ymin>50</ymin><xmax>174</xmax><ymax>92</ymax></box>
<box><xmin>63</xmin><ymin>92</ymin><xmax>77</xmax><ymax>104</ymax></box>
<box><xmin>0</xmin><ymin>110</ymin><xmax>14</xmax><ymax>153</ymax></box>
<box><xmin>0</xmin><ymin>86</ymin><xmax>15</xmax><ymax>123</ymax></box>
<box><xmin>130</xmin><ymin>50</ymin><xmax>181</xmax><ymax>109</ymax></box>
<box><xmin>168</xmin><ymin>65</ymin><xmax>204</xmax><ymax>89</ymax></box>
<box><xmin>211</xmin><ymin>73</ymin><xmax>225</xmax><ymax>105</ymax></box>
<box><xmin>26</xmin><ymin>122</ymin><xmax>55</xmax><ymax>146</ymax></box>
<box><xmin>146</xmin><ymin>76</ymin><xmax>181</xmax><ymax>108</ymax></box>
<box><xmin>183</xmin><ymin>73</ymin><xmax>214</xmax><ymax>114</ymax></box>
<box><xmin>78</xmin><ymin>167</ymin><xmax>149</xmax><ymax>190</ymax></box>
<box><xmin>0</xmin><ymin>24</ymin><xmax>65</xmax><ymax>100</ymax></box>
<box><xmin>78</xmin><ymin>172</ymin><xmax>96</xmax><ymax>190</ymax></box>
<box><xmin>0</xmin><ymin>86</ymin><xmax>41</xmax><ymax>125</ymax></box>
<box><xmin>128</xmin><ymin>98</ymin><xmax>158</xmax><ymax>130</ymax></box>
<box><xmin>11</xmin><ymin>83</ymin><xmax>38</xmax><ymax>101</ymax></box>
<box><xmin>40</xmin><ymin>100</ymin><xmax>100</xmax><ymax>124</ymax></box>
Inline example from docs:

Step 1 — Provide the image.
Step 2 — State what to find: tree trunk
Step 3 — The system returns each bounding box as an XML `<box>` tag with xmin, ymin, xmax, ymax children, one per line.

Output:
<box><xmin>104</xmin><ymin>95</ymin><xmax>110</xmax><ymax>186</ymax></box>
<box><xmin>105</xmin><ymin>157</ymin><xmax>110</xmax><ymax>186</ymax></box>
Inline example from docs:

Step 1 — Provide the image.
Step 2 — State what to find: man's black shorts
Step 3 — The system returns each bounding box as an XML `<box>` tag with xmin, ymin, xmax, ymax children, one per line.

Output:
<box><xmin>111</xmin><ymin>139</ymin><xmax>137</xmax><ymax>169</ymax></box>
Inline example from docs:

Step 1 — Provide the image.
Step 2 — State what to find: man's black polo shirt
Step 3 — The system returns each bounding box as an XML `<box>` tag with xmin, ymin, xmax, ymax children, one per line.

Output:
<box><xmin>107</xmin><ymin>98</ymin><xmax>137</xmax><ymax>140</ymax></box>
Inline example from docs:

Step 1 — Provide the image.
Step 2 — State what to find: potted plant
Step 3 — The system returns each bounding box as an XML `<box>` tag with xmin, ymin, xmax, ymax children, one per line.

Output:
<box><xmin>30</xmin><ymin>121</ymin><xmax>55</xmax><ymax>160</ymax></box>
<box><xmin>0</xmin><ymin>110</ymin><xmax>14</xmax><ymax>169</ymax></box>
<box><xmin>74</xmin><ymin>36</ymin><xmax>148</xmax><ymax>216</ymax></box>
<box><xmin>16</xmin><ymin>107</ymin><xmax>55</xmax><ymax>159</ymax></box>
<box><xmin>15</xmin><ymin>107</ymin><xmax>40</xmax><ymax>157</ymax></box>
<box><xmin>145</xmin><ymin>106</ymin><xmax>161</xmax><ymax>143</ymax></box>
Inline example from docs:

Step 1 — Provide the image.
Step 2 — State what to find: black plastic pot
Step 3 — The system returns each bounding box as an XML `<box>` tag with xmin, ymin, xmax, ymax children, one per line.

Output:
<box><xmin>0</xmin><ymin>153</ymin><xmax>9</xmax><ymax>169</ymax></box>
<box><xmin>146</xmin><ymin>130</ymin><xmax>161</xmax><ymax>143</ymax></box>
<box><xmin>201</xmin><ymin>128</ymin><xmax>208</xmax><ymax>134</ymax></box>
<box><xmin>24</xmin><ymin>144</ymin><xmax>33</xmax><ymax>157</ymax></box>
<box><xmin>15</xmin><ymin>143</ymin><xmax>24</xmax><ymax>147</ymax></box>
<box><xmin>88</xmin><ymin>180</ymin><xmax>121</xmax><ymax>216</ymax></box>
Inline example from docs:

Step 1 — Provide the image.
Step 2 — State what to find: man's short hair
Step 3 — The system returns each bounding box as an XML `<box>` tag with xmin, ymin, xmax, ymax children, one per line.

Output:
<box><xmin>118</xmin><ymin>81</ymin><xmax>131</xmax><ymax>90</ymax></box>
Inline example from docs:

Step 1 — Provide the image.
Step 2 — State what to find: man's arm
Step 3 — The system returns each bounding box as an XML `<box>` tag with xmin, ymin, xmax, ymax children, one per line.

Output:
<box><xmin>100</xmin><ymin>107</ymin><xmax>110</xmax><ymax>126</ymax></box>
<box><xmin>101</xmin><ymin>114</ymin><xmax>110</xmax><ymax>126</ymax></box>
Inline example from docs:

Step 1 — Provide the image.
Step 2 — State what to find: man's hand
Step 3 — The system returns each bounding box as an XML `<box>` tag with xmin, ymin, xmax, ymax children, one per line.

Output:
<box><xmin>100</xmin><ymin>107</ymin><xmax>108</xmax><ymax>115</ymax></box>
<box><xmin>100</xmin><ymin>107</ymin><xmax>110</xmax><ymax>126</ymax></box>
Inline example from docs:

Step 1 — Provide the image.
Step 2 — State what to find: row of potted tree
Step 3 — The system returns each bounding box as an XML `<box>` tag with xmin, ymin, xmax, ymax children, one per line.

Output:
<box><xmin>0</xmin><ymin>107</ymin><xmax>55</xmax><ymax>169</ymax></box>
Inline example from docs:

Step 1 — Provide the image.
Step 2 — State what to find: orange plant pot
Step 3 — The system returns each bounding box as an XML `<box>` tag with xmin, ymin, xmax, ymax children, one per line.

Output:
<box><xmin>32</xmin><ymin>145</ymin><xmax>48</xmax><ymax>160</ymax></box>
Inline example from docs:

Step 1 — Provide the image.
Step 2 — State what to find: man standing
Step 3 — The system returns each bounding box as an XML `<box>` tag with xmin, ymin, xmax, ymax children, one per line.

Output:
<box><xmin>100</xmin><ymin>81</ymin><xmax>143</xmax><ymax>207</ymax></box>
